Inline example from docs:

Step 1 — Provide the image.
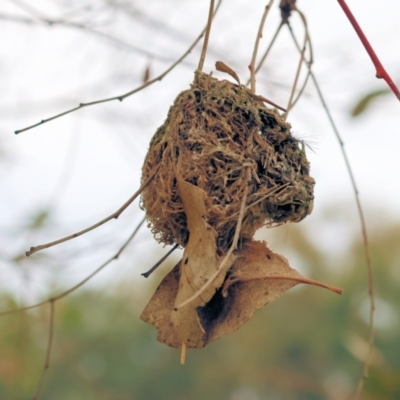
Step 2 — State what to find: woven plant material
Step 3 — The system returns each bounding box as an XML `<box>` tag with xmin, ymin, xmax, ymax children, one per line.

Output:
<box><xmin>141</xmin><ymin>71</ymin><xmax>315</xmax><ymax>251</ymax></box>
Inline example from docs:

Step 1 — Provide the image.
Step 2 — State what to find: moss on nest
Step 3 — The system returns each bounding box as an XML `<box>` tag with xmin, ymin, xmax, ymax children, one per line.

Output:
<box><xmin>141</xmin><ymin>71</ymin><xmax>314</xmax><ymax>251</ymax></box>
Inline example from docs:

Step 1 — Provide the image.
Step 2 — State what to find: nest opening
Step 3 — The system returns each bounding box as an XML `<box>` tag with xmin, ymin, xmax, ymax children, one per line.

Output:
<box><xmin>141</xmin><ymin>71</ymin><xmax>314</xmax><ymax>251</ymax></box>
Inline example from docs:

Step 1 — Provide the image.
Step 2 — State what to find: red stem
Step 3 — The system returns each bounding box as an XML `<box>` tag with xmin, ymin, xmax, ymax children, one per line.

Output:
<box><xmin>337</xmin><ymin>0</ymin><xmax>400</xmax><ymax>101</ymax></box>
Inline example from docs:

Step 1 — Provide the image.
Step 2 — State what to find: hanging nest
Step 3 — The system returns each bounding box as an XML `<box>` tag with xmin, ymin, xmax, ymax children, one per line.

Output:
<box><xmin>140</xmin><ymin>71</ymin><xmax>315</xmax><ymax>251</ymax></box>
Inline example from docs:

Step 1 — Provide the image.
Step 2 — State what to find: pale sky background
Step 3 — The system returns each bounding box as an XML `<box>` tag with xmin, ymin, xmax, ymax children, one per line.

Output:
<box><xmin>0</xmin><ymin>0</ymin><xmax>399</xmax><ymax>303</ymax></box>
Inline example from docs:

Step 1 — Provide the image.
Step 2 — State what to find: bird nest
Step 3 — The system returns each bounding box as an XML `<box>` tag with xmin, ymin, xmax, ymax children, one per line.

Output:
<box><xmin>140</xmin><ymin>71</ymin><xmax>314</xmax><ymax>251</ymax></box>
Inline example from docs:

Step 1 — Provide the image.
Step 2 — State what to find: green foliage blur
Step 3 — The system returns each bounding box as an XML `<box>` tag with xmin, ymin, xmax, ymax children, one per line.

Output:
<box><xmin>0</xmin><ymin>215</ymin><xmax>399</xmax><ymax>400</ymax></box>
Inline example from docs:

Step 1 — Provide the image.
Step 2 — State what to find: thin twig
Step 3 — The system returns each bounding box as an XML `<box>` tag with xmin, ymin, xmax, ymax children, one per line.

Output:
<box><xmin>295</xmin><ymin>9</ymin><xmax>314</xmax><ymax>64</ymax></box>
<box><xmin>109</xmin><ymin>0</ymin><xmax>231</xmax><ymax>66</ymax></box>
<box><xmin>289</xmin><ymin>69</ymin><xmax>311</xmax><ymax>110</ymax></box>
<box><xmin>14</xmin><ymin>0</ymin><xmax>223</xmax><ymax>134</ymax></box>
<box><xmin>141</xmin><ymin>244</ymin><xmax>179</xmax><ymax>278</ymax></box>
<box><xmin>249</xmin><ymin>1</ymin><xmax>275</xmax><ymax>94</ymax></box>
<box><xmin>285</xmin><ymin>10</ymin><xmax>314</xmax><ymax>110</ymax></box>
<box><xmin>32</xmin><ymin>300</ymin><xmax>55</xmax><ymax>400</ymax></box>
<box><xmin>245</xmin><ymin>21</ymin><xmax>283</xmax><ymax>88</ymax></box>
<box><xmin>175</xmin><ymin>167</ymin><xmax>251</xmax><ymax>311</ymax></box>
<box><xmin>337</xmin><ymin>0</ymin><xmax>400</xmax><ymax>101</ymax></box>
<box><xmin>227</xmin><ymin>183</ymin><xmax>290</xmax><ymax>220</ymax></box>
<box><xmin>26</xmin><ymin>167</ymin><xmax>158</xmax><ymax>256</ymax></box>
<box><xmin>197</xmin><ymin>0</ymin><xmax>215</xmax><ymax>72</ymax></box>
<box><xmin>247</xmin><ymin>91</ymin><xmax>287</xmax><ymax>112</ymax></box>
<box><xmin>0</xmin><ymin>13</ymin><xmax>38</xmax><ymax>24</ymax></box>
<box><xmin>283</xmin><ymin>9</ymin><xmax>309</xmax><ymax>118</ymax></box>
<box><xmin>287</xmin><ymin>22</ymin><xmax>375</xmax><ymax>400</ymax></box>
<box><xmin>283</xmin><ymin>43</ymin><xmax>305</xmax><ymax>118</ymax></box>
<box><xmin>0</xmin><ymin>217</ymin><xmax>145</xmax><ymax>317</ymax></box>
<box><xmin>255</xmin><ymin>22</ymin><xmax>283</xmax><ymax>75</ymax></box>
<box><xmin>8</xmin><ymin>0</ymin><xmax>178</xmax><ymax>64</ymax></box>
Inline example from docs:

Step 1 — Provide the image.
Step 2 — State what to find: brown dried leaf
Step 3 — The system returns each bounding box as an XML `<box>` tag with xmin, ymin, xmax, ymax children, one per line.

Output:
<box><xmin>198</xmin><ymin>239</ymin><xmax>342</xmax><ymax>344</ymax></box>
<box><xmin>141</xmin><ymin>179</ymin><xmax>234</xmax><ymax>348</ymax></box>
<box><xmin>141</xmin><ymin>238</ymin><xmax>342</xmax><ymax>349</ymax></box>
<box><xmin>140</xmin><ymin>261</ymin><xmax>182</xmax><ymax>347</ymax></box>
<box><xmin>215</xmin><ymin>61</ymin><xmax>241</xmax><ymax>85</ymax></box>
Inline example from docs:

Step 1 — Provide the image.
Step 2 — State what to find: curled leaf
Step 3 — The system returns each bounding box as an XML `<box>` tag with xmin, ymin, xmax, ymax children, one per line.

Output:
<box><xmin>215</xmin><ymin>61</ymin><xmax>241</xmax><ymax>85</ymax></box>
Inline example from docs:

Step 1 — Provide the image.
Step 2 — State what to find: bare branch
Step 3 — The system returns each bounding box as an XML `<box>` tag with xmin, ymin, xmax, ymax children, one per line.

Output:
<box><xmin>254</xmin><ymin>22</ymin><xmax>283</xmax><ymax>75</ymax></box>
<box><xmin>249</xmin><ymin>1</ymin><xmax>275</xmax><ymax>94</ymax></box>
<box><xmin>26</xmin><ymin>167</ymin><xmax>158</xmax><ymax>256</ymax></box>
<box><xmin>247</xmin><ymin>91</ymin><xmax>286</xmax><ymax>112</ymax></box>
<box><xmin>283</xmin><ymin>9</ymin><xmax>315</xmax><ymax>111</ymax></box>
<box><xmin>0</xmin><ymin>13</ymin><xmax>37</xmax><ymax>24</ymax></box>
<box><xmin>106</xmin><ymin>0</ymin><xmax>235</xmax><ymax>70</ymax></box>
<box><xmin>283</xmin><ymin>8</ymin><xmax>309</xmax><ymax>118</ymax></box>
<box><xmin>142</xmin><ymin>244</ymin><xmax>179</xmax><ymax>278</ymax></box>
<box><xmin>15</xmin><ymin>0</ymin><xmax>223</xmax><ymax>134</ymax></box>
<box><xmin>337</xmin><ymin>0</ymin><xmax>400</xmax><ymax>101</ymax></box>
<box><xmin>8</xmin><ymin>0</ymin><xmax>178</xmax><ymax>63</ymax></box>
<box><xmin>0</xmin><ymin>217</ymin><xmax>145</xmax><ymax>317</ymax></box>
<box><xmin>32</xmin><ymin>300</ymin><xmax>55</xmax><ymax>400</ymax></box>
<box><xmin>286</xmin><ymin>22</ymin><xmax>375</xmax><ymax>400</ymax></box>
<box><xmin>197</xmin><ymin>0</ymin><xmax>215</xmax><ymax>72</ymax></box>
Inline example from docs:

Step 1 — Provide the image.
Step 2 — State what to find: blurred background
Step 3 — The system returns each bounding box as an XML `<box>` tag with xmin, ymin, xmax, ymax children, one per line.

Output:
<box><xmin>0</xmin><ymin>0</ymin><xmax>399</xmax><ymax>399</ymax></box>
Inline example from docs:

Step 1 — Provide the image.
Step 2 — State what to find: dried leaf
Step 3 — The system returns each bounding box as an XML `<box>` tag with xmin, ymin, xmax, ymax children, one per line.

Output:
<box><xmin>141</xmin><ymin>238</ymin><xmax>342</xmax><ymax>349</ymax></box>
<box><xmin>140</xmin><ymin>261</ymin><xmax>181</xmax><ymax>347</ymax></box>
<box><xmin>199</xmin><ymin>239</ymin><xmax>342</xmax><ymax>344</ymax></box>
<box><xmin>141</xmin><ymin>179</ymin><xmax>234</xmax><ymax>348</ymax></box>
<box><xmin>215</xmin><ymin>61</ymin><xmax>241</xmax><ymax>85</ymax></box>
<box><xmin>197</xmin><ymin>239</ymin><xmax>300</xmax><ymax>343</ymax></box>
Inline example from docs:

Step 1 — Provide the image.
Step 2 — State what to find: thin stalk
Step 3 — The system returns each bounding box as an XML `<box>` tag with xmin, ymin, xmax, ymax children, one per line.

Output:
<box><xmin>197</xmin><ymin>0</ymin><xmax>215</xmax><ymax>72</ymax></box>
<box><xmin>287</xmin><ymin>22</ymin><xmax>375</xmax><ymax>400</ymax></box>
<box><xmin>249</xmin><ymin>1</ymin><xmax>275</xmax><ymax>93</ymax></box>
<box><xmin>32</xmin><ymin>300</ymin><xmax>55</xmax><ymax>400</ymax></box>
<box><xmin>142</xmin><ymin>244</ymin><xmax>179</xmax><ymax>278</ymax></box>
